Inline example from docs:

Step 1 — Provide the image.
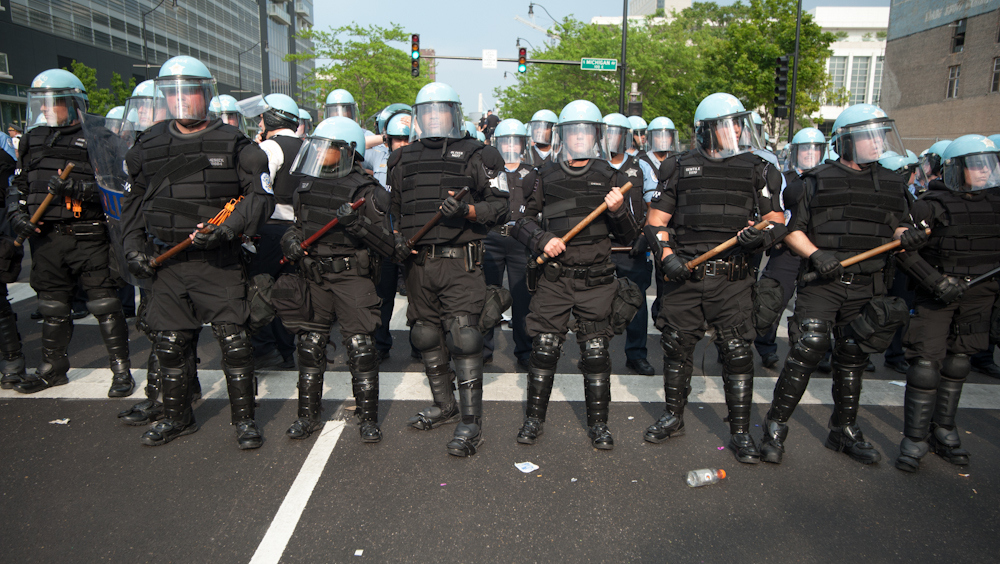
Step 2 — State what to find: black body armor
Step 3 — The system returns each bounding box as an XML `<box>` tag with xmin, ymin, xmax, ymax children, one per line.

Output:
<box><xmin>539</xmin><ymin>160</ymin><xmax>618</xmax><ymax>246</ymax></box>
<box><xmin>18</xmin><ymin>124</ymin><xmax>104</xmax><ymax>222</ymax></box>
<box><xmin>920</xmin><ymin>183</ymin><xmax>1000</xmax><ymax>277</ymax></box>
<box><xmin>294</xmin><ymin>169</ymin><xmax>380</xmax><ymax>253</ymax></box>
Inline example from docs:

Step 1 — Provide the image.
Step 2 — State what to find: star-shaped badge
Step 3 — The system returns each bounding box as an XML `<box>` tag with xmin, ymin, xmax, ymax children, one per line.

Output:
<box><xmin>624</xmin><ymin>168</ymin><xmax>638</xmax><ymax>177</ymax></box>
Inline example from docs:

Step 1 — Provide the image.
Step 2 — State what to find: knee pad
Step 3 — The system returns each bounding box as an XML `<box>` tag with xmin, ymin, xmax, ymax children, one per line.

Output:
<box><xmin>720</xmin><ymin>337</ymin><xmax>754</xmax><ymax>375</ymax></box>
<box><xmin>347</xmin><ymin>334</ymin><xmax>378</xmax><ymax>373</ymax></box>
<box><xmin>445</xmin><ymin>315</ymin><xmax>483</xmax><ymax>357</ymax></box>
<box><xmin>411</xmin><ymin>321</ymin><xmax>443</xmax><ymax>352</ymax></box>
<box><xmin>832</xmin><ymin>326</ymin><xmax>867</xmax><ymax>366</ymax></box>
<box><xmin>37</xmin><ymin>297</ymin><xmax>71</xmax><ymax>318</ymax></box>
<box><xmin>907</xmin><ymin>359</ymin><xmax>941</xmax><ymax>390</ymax></box>
<box><xmin>579</xmin><ymin>337</ymin><xmax>611</xmax><ymax>374</ymax></box>
<box><xmin>297</xmin><ymin>331</ymin><xmax>329</xmax><ymax>371</ymax></box>
<box><xmin>154</xmin><ymin>330</ymin><xmax>194</xmax><ymax>369</ymax></box>
<box><xmin>213</xmin><ymin>323</ymin><xmax>253</xmax><ymax>367</ymax></box>
<box><xmin>941</xmin><ymin>354</ymin><xmax>971</xmax><ymax>381</ymax></box>
<box><xmin>86</xmin><ymin>297</ymin><xmax>121</xmax><ymax>316</ymax></box>
<box><xmin>660</xmin><ymin>329</ymin><xmax>697</xmax><ymax>361</ymax></box>
<box><xmin>531</xmin><ymin>333</ymin><xmax>563</xmax><ymax>370</ymax></box>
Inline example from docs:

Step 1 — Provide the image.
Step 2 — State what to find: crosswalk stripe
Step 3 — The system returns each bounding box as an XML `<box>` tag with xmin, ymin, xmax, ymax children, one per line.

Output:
<box><xmin>3</xmin><ymin>367</ymin><xmax>999</xmax><ymax>409</ymax></box>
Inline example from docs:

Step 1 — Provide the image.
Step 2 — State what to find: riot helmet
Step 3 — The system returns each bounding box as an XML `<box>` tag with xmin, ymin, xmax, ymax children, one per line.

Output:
<box><xmin>384</xmin><ymin>112</ymin><xmax>412</xmax><ymax>150</ymax></box>
<box><xmin>154</xmin><ymin>56</ymin><xmax>217</xmax><ymax>124</ymax></box>
<box><xmin>376</xmin><ymin>103</ymin><xmax>412</xmax><ymax>135</ymax></box>
<box><xmin>105</xmin><ymin>106</ymin><xmax>125</xmax><ymax>135</ymax></box>
<box><xmin>324</xmin><ymin>89</ymin><xmax>358</xmax><ymax>121</ymax></box>
<box><xmin>26</xmin><ymin>69</ymin><xmax>88</xmax><ymax>129</ymax></box>
<box><xmin>411</xmin><ymin>82</ymin><xmax>463</xmax><ymax>141</ymax></box>
<box><xmin>297</xmin><ymin>109</ymin><xmax>313</xmax><ymax>137</ymax></box>
<box><xmin>751</xmin><ymin>112</ymin><xmax>765</xmax><ymax>140</ymax></box>
<box><xmin>528</xmin><ymin>109</ymin><xmax>557</xmax><ymax>147</ymax></box>
<box><xmin>628</xmin><ymin>115</ymin><xmax>647</xmax><ymax>151</ymax></box>
<box><xmin>788</xmin><ymin>127</ymin><xmax>827</xmax><ymax>172</ymax></box>
<box><xmin>941</xmin><ymin>134</ymin><xmax>1000</xmax><ymax>192</ymax></box>
<box><xmin>919</xmin><ymin>139</ymin><xmax>952</xmax><ymax>179</ymax></box>
<box><xmin>493</xmin><ymin>118</ymin><xmax>528</xmax><ymax>164</ymax></box>
<box><xmin>829</xmin><ymin>103</ymin><xmax>906</xmax><ymax>166</ymax></box>
<box><xmin>645</xmin><ymin>116</ymin><xmax>679</xmax><ymax>157</ymax></box>
<box><xmin>237</xmin><ymin>93</ymin><xmax>299</xmax><ymax>137</ymax></box>
<box><xmin>554</xmin><ymin>100</ymin><xmax>607</xmax><ymax>163</ymax></box>
<box><xmin>210</xmin><ymin>94</ymin><xmax>248</xmax><ymax>132</ymax></box>
<box><xmin>693</xmin><ymin>93</ymin><xmax>763</xmax><ymax>159</ymax></box>
<box><xmin>121</xmin><ymin>80</ymin><xmax>162</xmax><ymax>137</ymax></box>
<box><xmin>291</xmin><ymin>116</ymin><xmax>366</xmax><ymax>179</ymax></box>
<box><xmin>602</xmin><ymin>113</ymin><xmax>633</xmax><ymax>156</ymax></box>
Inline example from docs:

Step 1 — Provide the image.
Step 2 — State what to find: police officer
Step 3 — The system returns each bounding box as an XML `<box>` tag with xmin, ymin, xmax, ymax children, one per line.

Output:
<box><xmin>120</xmin><ymin>56</ymin><xmax>271</xmax><ymax>449</ymax></box>
<box><xmin>237</xmin><ymin>93</ymin><xmax>303</xmax><ymax>370</ymax></box>
<box><xmin>279</xmin><ymin>117</ymin><xmax>396</xmax><ymax>442</ymax></box>
<box><xmin>9</xmin><ymin>69</ymin><xmax>134</xmax><ymax>397</ymax></box>
<box><xmin>324</xmin><ymin>89</ymin><xmax>359</xmax><ymax>121</ymax></box>
<box><xmin>105</xmin><ymin>106</ymin><xmax>125</xmax><ymax>136</ymax></box>
<box><xmin>296</xmin><ymin>109</ymin><xmax>313</xmax><ymax>138</ymax></box>
<box><xmin>0</xmin><ymin>129</ymin><xmax>24</xmax><ymax>390</ymax></box>
<box><xmin>758</xmin><ymin>103</ymin><xmax>918</xmax><ymax>465</ymax></box>
<box><xmin>644</xmin><ymin>93</ymin><xmax>785</xmax><ymax>463</ymax></box>
<box><xmin>209</xmin><ymin>95</ymin><xmax>247</xmax><ymax>135</ymax></box>
<box><xmin>512</xmin><ymin>100</ymin><xmax>639</xmax><ymax>450</ymax></box>
<box><xmin>603</xmin><ymin>113</ymin><xmax>656</xmax><ymax>375</ymax></box>
<box><xmin>387</xmin><ymin>82</ymin><xmax>509</xmax><ymax>457</ymax></box>
<box><xmin>754</xmin><ymin>127</ymin><xmax>826</xmax><ymax>368</ymax></box>
<box><xmin>121</xmin><ymin>80</ymin><xmax>161</xmax><ymax>143</ymax></box>
<box><xmin>482</xmin><ymin>118</ymin><xmax>533</xmax><ymax>367</ymax></box>
<box><xmin>643</xmin><ymin>117</ymin><xmax>680</xmax><ymax>169</ymax></box>
<box><xmin>894</xmin><ymin>135</ymin><xmax>1000</xmax><ymax>472</ymax></box>
<box><xmin>526</xmin><ymin>109</ymin><xmax>557</xmax><ymax>168</ymax></box>
<box><xmin>627</xmin><ymin>116</ymin><xmax>647</xmax><ymax>159</ymax></box>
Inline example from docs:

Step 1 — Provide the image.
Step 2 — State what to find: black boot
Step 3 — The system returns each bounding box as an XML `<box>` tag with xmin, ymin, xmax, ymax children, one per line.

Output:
<box><xmin>287</xmin><ymin>372</ymin><xmax>324</xmax><ymax>440</ymax></box>
<box><xmin>217</xmin><ymin>324</ymin><xmax>262</xmax><ymax>450</ymax></box>
<box><xmin>825</xmin><ymin>421</ymin><xmax>881</xmax><ymax>464</ymax></box>
<box><xmin>352</xmin><ymin>371</ymin><xmax>381</xmax><ymax>443</ymax></box>
<box><xmin>141</xmin><ymin>362</ymin><xmax>198</xmax><ymax>446</ymax></box>
<box><xmin>644</xmin><ymin>360</ymin><xmax>689</xmax><ymax>443</ymax></box>
<box><xmin>895</xmin><ymin>437</ymin><xmax>930</xmax><ymax>473</ymax></box>
<box><xmin>730</xmin><ymin>433</ymin><xmax>761</xmax><ymax>464</ymax></box>
<box><xmin>0</xmin><ymin>308</ymin><xmax>25</xmax><ymax>390</ymax></box>
<box><xmin>722</xmin><ymin>368</ymin><xmax>758</xmax><ymax>463</ymax></box>
<box><xmin>584</xmin><ymin>372</ymin><xmax>613</xmax><ymax>450</ymax></box>
<box><xmin>826</xmin><ymin>349</ymin><xmax>879</xmax><ymax>464</ymax></box>
<box><xmin>15</xmin><ymin>313</ymin><xmax>73</xmax><ymax>394</ymax></box>
<box><xmin>447</xmin><ymin>355</ymin><xmax>484</xmax><ymax>457</ymax></box>
<box><xmin>930</xmin><ymin>355</ymin><xmax>971</xmax><ymax>465</ymax></box>
<box><xmin>517</xmin><ymin>357</ymin><xmax>555</xmax><ymax>445</ymax></box>
<box><xmin>759</xmin><ymin>417</ymin><xmax>789</xmax><ymax>464</ymax></box>
<box><xmin>896</xmin><ymin>363</ymin><xmax>937</xmax><ymax>472</ymax></box>
<box><xmin>119</xmin><ymin>351</ymin><xmax>164</xmax><ymax>426</ymax></box>
<box><xmin>929</xmin><ymin>424</ymin><xmax>970</xmax><ymax>466</ymax></box>
<box><xmin>91</xmin><ymin>300</ymin><xmax>134</xmax><ymax>397</ymax></box>
<box><xmin>408</xmin><ymin>347</ymin><xmax>460</xmax><ymax>430</ymax></box>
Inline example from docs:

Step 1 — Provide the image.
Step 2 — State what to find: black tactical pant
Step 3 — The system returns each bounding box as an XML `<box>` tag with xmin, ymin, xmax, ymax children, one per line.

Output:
<box><xmin>754</xmin><ymin>245</ymin><xmax>801</xmax><ymax>358</ymax></box>
<box><xmin>482</xmin><ymin>230</ymin><xmax>531</xmax><ymax>362</ymax></box>
<box><xmin>904</xmin><ymin>281</ymin><xmax>999</xmax><ymax>362</ymax></box>
<box><xmin>146</xmin><ymin>254</ymin><xmax>248</xmax><ymax>330</ymax></box>
<box><xmin>306</xmin><ymin>264</ymin><xmax>382</xmax><ymax>341</ymax></box>
<box><xmin>29</xmin><ymin>227</ymin><xmax>119</xmax><ymax>299</ymax></box>
<box><xmin>404</xmin><ymin>255</ymin><xmax>486</xmax><ymax>329</ymax></box>
<box><xmin>247</xmin><ymin>221</ymin><xmax>296</xmax><ymax>360</ymax></box>
<box><xmin>525</xmin><ymin>268</ymin><xmax>617</xmax><ymax>343</ymax></box>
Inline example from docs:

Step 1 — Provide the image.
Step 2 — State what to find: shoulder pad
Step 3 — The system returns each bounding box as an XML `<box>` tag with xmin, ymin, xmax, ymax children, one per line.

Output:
<box><xmin>238</xmin><ymin>143</ymin><xmax>269</xmax><ymax>174</ymax></box>
<box><xmin>387</xmin><ymin>146</ymin><xmax>405</xmax><ymax>168</ymax></box>
<box><xmin>124</xmin><ymin>145</ymin><xmax>144</xmax><ymax>177</ymax></box>
<box><xmin>658</xmin><ymin>155</ymin><xmax>678</xmax><ymax>180</ymax></box>
<box><xmin>477</xmin><ymin>145</ymin><xmax>506</xmax><ymax>176</ymax></box>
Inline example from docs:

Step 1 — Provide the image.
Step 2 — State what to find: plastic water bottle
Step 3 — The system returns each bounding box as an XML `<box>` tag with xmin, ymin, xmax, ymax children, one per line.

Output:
<box><xmin>686</xmin><ymin>468</ymin><xmax>726</xmax><ymax>487</ymax></box>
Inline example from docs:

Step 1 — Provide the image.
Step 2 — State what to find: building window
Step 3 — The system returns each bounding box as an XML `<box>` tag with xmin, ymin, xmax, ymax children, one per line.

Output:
<box><xmin>871</xmin><ymin>56</ymin><xmax>884</xmax><ymax>104</ymax></box>
<box><xmin>828</xmin><ymin>56</ymin><xmax>847</xmax><ymax>92</ymax></box>
<box><xmin>953</xmin><ymin>19</ymin><xmax>966</xmax><ymax>53</ymax></box>
<box><xmin>0</xmin><ymin>53</ymin><xmax>8</xmax><ymax>77</ymax></box>
<box><xmin>993</xmin><ymin>59</ymin><xmax>1000</xmax><ymax>92</ymax></box>
<box><xmin>849</xmin><ymin>56</ymin><xmax>870</xmax><ymax>105</ymax></box>
<box><xmin>947</xmin><ymin>65</ymin><xmax>961</xmax><ymax>98</ymax></box>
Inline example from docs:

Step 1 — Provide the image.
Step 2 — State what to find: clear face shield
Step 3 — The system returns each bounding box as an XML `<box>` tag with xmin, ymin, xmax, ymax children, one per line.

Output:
<box><xmin>605</xmin><ymin>125</ymin><xmax>632</xmax><ymax>156</ymax></box>
<box><xmin>410</xmin><ymin>101</ymin><xmax>463</xmax><ymax>141</ymax></box>
<box><xmin>324</xmin><ymin>103</ymin><xmax>358</xmax><ymax>121</ymax></box>
<box><xmin>296</xmin><ymin>118</ymin><xmax>312</xmax><ymax>138</ymax></box>
<box><xmin>943</xmin><ymin>153</ymin><xmax>1000</xmax><ymax>192</ymax></box>
<box><xmin>906</xmin><ymin>161</ymin><xmax>929</xmax><ymax>189</ymax></box>
<box><xmin>122</xmin><ymin>96</ymin><xmax>159</xmax><ymax>133</ymax></box>
<box><xmin>290</xmin><ymin>138</ymin><xmax>358</xmax><ymax>179</ymax></box>
<box><xmin>646</xmin><ymin>129</ymin><xmax>678</xmax><ymax>155</ymax></box>
<box><xmin>837</xmin><ymin>119</ymin><xmax>905</xmax><ymax>166</ymax></box>
<box><xmin>553</xmin><ymin>122</ymin><xmax>607</xmax><ymax>163</ymax></box>
<box><xmin>528</xmin><ymin>121</ymin><xmax>554</xmax><ymax>146</ymax></box>
<box><xmin>26</xmin><ymin>90</ymin><xmax>88</xmax><ymax>129</ymax></box>
<box><xmin>789</xmin><ymin>142</ymin><xmax>826</xmax><ymax>172</ymax></box>
<box><xmin>105</xmin><ymin>118</ymin><xmax>123</xmax><ymax>135</ymax></box>
<box><xmin>696</xmin><ymin>112</ymin><xmax>762</xmax><ymax>158</ymax></box>
<box><xmin>154</xmin><ymin>78</ymin><xmax>217</xmax><ymax>123</ymax></box>
<box><xmin>496</xmin><ymin>135</ymin><xmax>527</xmax><ymax>164</ymax></box>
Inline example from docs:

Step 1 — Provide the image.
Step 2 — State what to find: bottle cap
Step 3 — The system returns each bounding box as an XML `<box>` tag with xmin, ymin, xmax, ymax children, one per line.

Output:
<box><xmin>717</xmin><ymin>469</ymin><xmax>727</xmax><ymax>479</ymax></box>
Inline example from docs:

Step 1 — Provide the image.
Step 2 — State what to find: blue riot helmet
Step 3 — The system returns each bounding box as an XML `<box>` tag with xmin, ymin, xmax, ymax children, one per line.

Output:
<box><xmin>751</xmin><ymin>111</ymin><xmax>765</xmax><ymax>140</ymax></box>
<box><xmin>121</xmin><ymin>79</ymin><xmax>162</xmax><ymax>134</ymax></box>
<box><xmin>693</xmin><ymin>93</ymin><xmax>763</xmax><ymax>158</ymax></box>
<box><xmin>920</xmin><ymin>139</ymin><xmax>952</xmax><ymax>179</ymax></box>
<box><xmin>475</xmin><ymin>130</ymin><xmax>486</xmax><ymax>142</ymax></box>
<box><xmin>465</xmin><ymin>120</ymin><xmax>478</xmax><ymax>137</ymax></box>
<box><xmin>788</xmin><ymin>127</ymin><xmax>826</xmax><ymax>173</ymax></box>
<box><xmin>989</xmin><ymin>134</ymin><xmax>1000</xmax><ymax>147</ymax></box>
<box><xmin>376</xmin><ymin>103</ymin><xmax>412</xmax><ymax>135</ymax></box>
<box><xmin>528</xmin><ymin>109</ymin><xmax>558</xmax><ymax>146</ymax></box>
<box><xmin>646</xmin><ymin>116</ymin><xmax>679</xmax><ymax>156</ymax></box>
<box><xmin>411</xmin><ymin>82</ymin><xmax>464</xmax><ymax>141</ymax></box>
<box><xmin>627</xmin><ymin>115</ymin><xmax>647</xmax><ymax>148</ymax></box>
<box><xmin>324</xmin><ymin>89</ymin><xmax>358</xmax><ymax>121</ymax></box>
<box><xmin>493</xmin><ymin>118</ymin><xmax>528</xmax><ymax>164</ymax></box>
<box><xmin>105</xmin><ymin>106</ymin><xmax>125</xmax><ymax>135</ymax></box>
<box><xmin>829</xmin><ymin>103</ymin><xmax>906</xmax><ymax>166</ymax></box>
<box><xmin>384</xmin><ymin>112</ymin><xmax>412</xmax><ymax>142</ymax></box>
<box><xmin>554</xmin><ymin>100</ymin><xmax>607</xmax><ymax>163</ymax></box>
<box><xmin>237</xmin><ymin>93</ymin><xmax>298</xmax><ymax>137</ymax></box>
<box><xmin>602</xmin><ymin>113</ymin><xmax>633</xmax><ymax>156</ymax></box>
<box><xmin>297</xmin><ymin>109</ymin><xmax>313</xmax><ymax>137</ymax></box>
<box><xmin>291</xmin><ymin>116</ymin><xmax>366</xmax><ymax>179</ymax></box>
<box><xmin>154</xmin><ymin>56</ymin><xmax>217</xmax><ymax>123</ymax></box>
<box><xmin>210</xmin><ymin>94</ymin><xmax>247</xmax><ymax>131</ymax></box>
<box><xmin>26</xmin><ymin>69</ymin><xmax>88</xmax><ymax>129</ymax></box>
<box><xmin>941</xmin><ymin>134</ymin><xmax>1000</xmax><ymax>192</ymax></box>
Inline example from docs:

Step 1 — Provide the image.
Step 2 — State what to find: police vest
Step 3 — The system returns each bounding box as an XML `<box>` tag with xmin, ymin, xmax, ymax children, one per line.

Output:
<box><xmin>638</xmin><ymin>153</ymin><xmax>660</xmax><ymax>179</ymax></box>
<box><xmin>295</xmin><ymin>167</ymin><xmax>379</xmax><ymax>252</ymax></box>
<box><xmin>805</xmin><ymin>161</ymin><xmax>908</xmax><ymax>270</ymax></box>
<box><xmin>504</xmin><ymin>162</ymin><xmax>534</xmax><ymax>219</ymax></box>
<box><xmin>396</xmin><ymin>137</ymin><xmax>483</xmax><ymax>245</ymax></box>
<box><xmin>920</xmin><ymin>184</ymin><xmax>1000</xmax><ymax>277</ymax></box>
<box><xmin>671</xmin><ymin>152</ymin><xmax>759</xmax><ymax>255</ymax></box>
<box><xmin>138</xmin><ymin>120</ymin><xmax>244</xmax><ymax>246</ymax></box>
<box><xmin>539</xmin><ymin>159</ymin><xmax>617</xmax><ymax>246</ymax></box>
<box><xmin>782</xmin><ymin>169</ymin><xmax>805</xmax><ymax>209</ymax></box>
<box><xmin>529</xmin><ymin>146</ymin><xmax>551</xmax><ymax>168</ymax></box>
<box><xmin>617</xmin><ymin>154</ymin><xmax>646</xmax><ymax>227</ymax></box>
<box><xmin>269</xmin><ymin>134</ymin><xmax>304</xmax><ymax>206</ymax></box>
<box><xmin>21</xmin><ymin>123</ymin><xmax>104</xmax><ymax>222</ymax></box>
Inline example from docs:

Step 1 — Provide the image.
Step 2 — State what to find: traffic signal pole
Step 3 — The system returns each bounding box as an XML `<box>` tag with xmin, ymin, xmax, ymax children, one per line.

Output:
<box><xmin>787</xmin><ymin>0</ymin><xmax>803</xmax><ymax>143</ymax></box>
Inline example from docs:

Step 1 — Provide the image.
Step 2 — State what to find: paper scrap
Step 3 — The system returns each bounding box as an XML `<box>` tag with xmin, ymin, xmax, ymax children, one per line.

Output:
<box><xmin>515</xmin><ymin>461</ymin><xmax>539</xmax><ymax>473</ymax></box>
<box><xmin>959</xmin><ymin>473</ymin><xmax>970</xmax><ymax>477</ymax></box>
<box><xmin>889</xmin><ymin>381</ymin><xmax>906</xmax><ymax>387</ymax></box>
<box><xmin>627</xmin><ymin>416</ymin><xmax>634</xmax><ymax>420</ymax></box>
<box><xmin>49</xmin><ymin>419</ymin><xmax>69</xmax><ymax>425</ymax></box>
<box><xmin>354</xmin><ymin>550</ymin><xmax>363</xmax><ymax>556</ymax></box>
<box><xmin>571</xmin><ymin>478</ymin><xmax>578</xmax><ymax>482</ymax></box>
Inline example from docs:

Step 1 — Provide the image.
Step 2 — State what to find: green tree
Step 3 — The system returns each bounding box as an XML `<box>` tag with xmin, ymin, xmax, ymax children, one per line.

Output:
<box><xmin>66</xmin><ymin>61</ymin><xmax>136</xmax><ymax>117</ymax></box>
<box><xmin>287</xmin><ymin>23</ymin><xmax>432</xmax><ymax>122</ymax></box>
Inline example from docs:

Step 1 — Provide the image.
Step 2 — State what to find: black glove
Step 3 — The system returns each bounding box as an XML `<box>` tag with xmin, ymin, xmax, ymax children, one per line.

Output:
<box><xmin>736</xmin><ymin>225</ymin><xmax>765</xmax><ymax>251</ymax></box>
<box><xmin>300</xmin><ymin>256</ymin><xmax>324</xmax><ymax>284</ymax></box>
<box><xmin>10</xmin><ymin>212</ymin><xmax>37</xmax><ymax>239</ymax></box>
<box><xmin>392</xmin><ymin>232</ymin><xmax>412</xmax><ymax>263</ymax></box>
<box><xmin>809</xmin><ymin>249</ymin><xmax>844</xmax><ymax>280</ymax></box>
<box><xmin>191</xmin><ymin>224</ymin><xmax>235</xmax><ymax>250</ymax></box>
<box><xmin>126</xmin><ymin>251</ymin><xmax>155</xmax><ymax>279</ymax></box>
<box><xmin>335</xmin><ymin>202</ymin><xmax>359</xmax><ymax>229</ymax></box>
<box><xmin>47</xmin><ymin>175</ymin><xmax>74</xmax><ymax>197</ymax></box>
<box><xmin>899</xmin><ymin>228</ymin><xmax>929</xmax><ymax>252</ymax></box>
<box><xmin>281</xmin><ymin>231</ymin><xmax>306</xmax><ymax>263</ymax></box>
<box><xmin>440</xmin><ymin>196</ymin><xmax>469</xmax><ymax>219</ymax></box>
<box><xmin>661</xmin><ymin>253</ymin><xmax>691</xmax><ymax>282</ymax></box>
<box><xmin>932</xmin><ymin>275</ymin><xmax>967</xmax><ymax>304</ymax></box>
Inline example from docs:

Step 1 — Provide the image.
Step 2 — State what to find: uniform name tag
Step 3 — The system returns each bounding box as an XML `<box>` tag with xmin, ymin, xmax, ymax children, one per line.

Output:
<box><xmin>209</xmin><ymin>157</ymin><xmax>227</xmax><ymax>167</ymax></box>
<box><xmin>449</xmin><ymin>150</ymin><xmax>465</xmax><ymax>159</ymax></box>
<box><xmin>588</xmin><ymin>181</ymin><xmax>604</xmax><ymax>186</ymax></box>
<box><xmin>73</xmin><ymin>137</ymin><xmax>87</xmax><ymax>148</ymax></box>
<box><xmin>683</xmin><ymin>166</ymin><xmax>702</xmax><ymax>177</ymax></box>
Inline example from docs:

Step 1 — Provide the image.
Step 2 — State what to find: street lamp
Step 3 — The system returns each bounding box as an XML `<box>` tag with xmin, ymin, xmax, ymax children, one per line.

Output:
<box><xmin>528</xmin><ymin>3</ymin><xmax>558</xmax><ymax>24</ymax></box>
<box><xmin>516</xmin><ymin>37</ymin><xmax>535</xmax><ymax>50</ymax></box>
<box><xmin>234</xmin><ymin>42</ymin><xmax>261</xmax><ymax>98</ymax></box>
<box><xmin>141</xmin><ymin>0</ymin><xmax>177</xmax><ymax>81</ymax></box>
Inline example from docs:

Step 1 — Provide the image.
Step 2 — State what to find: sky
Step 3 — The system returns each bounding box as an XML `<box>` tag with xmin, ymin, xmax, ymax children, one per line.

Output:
<box><xmin>313</xmin><ymin>0</ymin><xmax>889</xmax><ymax>116</ymax></box>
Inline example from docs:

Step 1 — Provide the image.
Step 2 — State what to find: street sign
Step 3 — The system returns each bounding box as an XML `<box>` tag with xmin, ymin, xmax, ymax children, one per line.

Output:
<box><xmin>482</xmin><ymin>49</ymin><xmax>498</xmax><ymax>69</ymax></box>
<box><xmin>580</xmin><ymin>58</ymin><xmax>617</xmax><ymax>71</ymax></box>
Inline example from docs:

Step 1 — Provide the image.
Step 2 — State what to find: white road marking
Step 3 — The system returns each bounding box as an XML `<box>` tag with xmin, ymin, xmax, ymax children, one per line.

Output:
<box><xmin>248</xmin><ymin>420</ymin><xmax>346</xmax><ymax>564</ymax></box>
<box><xmin>3</xmin><ymin>367</ymin><xmax>999</xmax><ymax>409</ymax></box>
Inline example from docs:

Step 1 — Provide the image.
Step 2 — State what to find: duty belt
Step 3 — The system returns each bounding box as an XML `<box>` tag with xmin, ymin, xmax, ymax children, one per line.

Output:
<box><xmin>689</xmin><ymin>256</ymin><xmax>750</xmax><ymax>281</ymax></box>
<box><xmin>836</xmin><ymin>272</ymin><xmax>876</xmax><ymax>285</ymax></box>
<box><xmin>419</xmin><ymin>244</ymin><xmax>466</xmax><ymax>259</ymax></box>
<box><xmin>492</xmin><ymin>222</ymin><xmax>516</xmax><ymax>236</ymax></box>
<box><xmin>47</xmin><ymin>221</ymin><xmax>106</xmax><ymax>236</ymax></box>
<box><xmin>314</xmin><ymin>255</ymin><xmax>354</xmax><ymax>274</ymax></box>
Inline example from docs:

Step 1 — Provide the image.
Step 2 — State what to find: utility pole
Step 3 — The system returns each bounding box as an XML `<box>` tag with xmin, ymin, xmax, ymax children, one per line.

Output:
<box><xmin>788</xmin><ymin>0</ymin><xmax>803</xmax><ymax>142</ymax></box>
<box><xmin>619</xmin><ymin>0</ymin><xmax>628</xmax><ymax>114</ymax></box>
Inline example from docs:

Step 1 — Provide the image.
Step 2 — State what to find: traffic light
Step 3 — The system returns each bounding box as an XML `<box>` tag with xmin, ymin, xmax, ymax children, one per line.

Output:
<box><xmin>518</xmin><ymin>47</ymin><xmax>527</xmax><ymax>74</ymax></box>
<box><xmin>774</xmin><ymin>54</ymin><xmax>789</xmax><ymax>108</ymax></box>
<box><xmin>411</xmin><ymin>34</ymin><xmax>420</xmax><ymax>77</ymax></box>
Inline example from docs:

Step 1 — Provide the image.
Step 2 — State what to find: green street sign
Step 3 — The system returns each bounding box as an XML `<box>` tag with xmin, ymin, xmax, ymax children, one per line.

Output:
<box><xmin>580</xmin><ymin>58</ymin><xmax>618</xmax><ymax>71</ymax></box>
